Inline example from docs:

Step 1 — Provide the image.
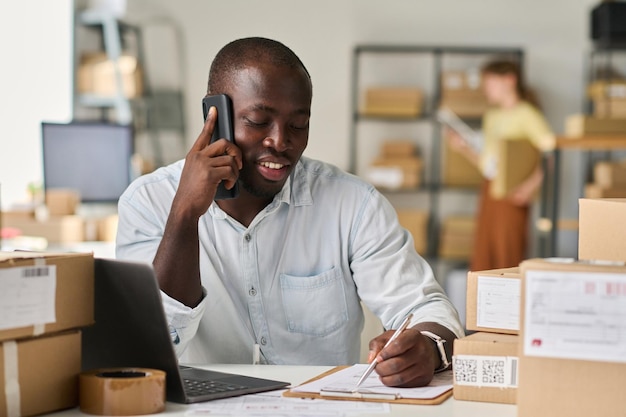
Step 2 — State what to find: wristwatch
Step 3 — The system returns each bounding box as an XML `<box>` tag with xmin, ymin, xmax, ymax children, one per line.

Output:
<box><xmin>420</xmin><ymin>330</ymin><xmax>451</xmax><ymax>373</ymax></box>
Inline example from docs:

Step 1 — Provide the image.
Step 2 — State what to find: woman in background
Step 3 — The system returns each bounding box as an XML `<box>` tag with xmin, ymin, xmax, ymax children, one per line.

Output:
<box><xmin>449</xmin><ymin>60</ymin><xmax>555</xmax><ymax>271</ymax></box>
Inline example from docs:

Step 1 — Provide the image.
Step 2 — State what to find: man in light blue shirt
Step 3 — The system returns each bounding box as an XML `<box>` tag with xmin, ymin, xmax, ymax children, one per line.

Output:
<box><xmin>117</xmin><ymin>37</ymin><xmax>463</xmax><ymax>388</ymax></box>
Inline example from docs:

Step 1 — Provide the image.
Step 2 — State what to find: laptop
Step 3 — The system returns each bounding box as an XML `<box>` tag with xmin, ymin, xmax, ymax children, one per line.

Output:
<box><xmin>82</xmin><ymin>258</ymin><xmax>290</xmax><ymax>403</ymax></box>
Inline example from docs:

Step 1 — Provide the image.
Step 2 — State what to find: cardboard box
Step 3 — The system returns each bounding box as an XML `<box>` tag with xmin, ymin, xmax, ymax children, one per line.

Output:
<box><xmin>442</xmin><ymin>136</ymin><xmax>483</xmax><ymax>188</ymax></box>
<box><xmin>368</xmin><ymin>157</ymin><xmax>422</xmax><ymax>189</ymax></box>
<box><xmin>381</xmin><ymin>140</ymin><xmax>417</xmax><ymax>158</ymax></box>
<box><xmin>587</xmin><ymin>79</ymin><xmax>626</xmax><ymax>100</ymax></box>
<box><xmin>0</xmin><ymin>252</ymin><xmax>94</xmax><ymax>342</ymax></box>
<box><xmin>518</xmin><ymin>259</ymin><xmax>626</xmax><ymax>417</ymax></box>
<box><xmin>441</xmin><ymin>70</ymin><xmax>482</xmax><ymax>91</ymax></box>
<box><xmin>45</xmin><ymin>189</ymin><xmax>80</xmax><ymax>216</ymax></box>
<box><xmin>97</xmin><ymin>214</ymin><xmax>119</xmax><ymax>242</ymax></box>
<box><xmin>489</xmin><ymin>139</ymin><xmax>540</xmax><ymax>200</ymax></box>
<box><xmin>77</xmin><ymin>52</ymin><xmax>143</xmax><ymax>98</ymax></box>
<box><xmin>593</xmin><ymin>98</ymin><xmax>626</xmax><ymax>118</ymax></box>
<box><xmin>362</xmin><ymin>87</ymin><xmax>424</xmax><ymax>118</ymax></box>
<box><xmin>439</xmin><ymin>216</ymin><xmax>476</xmax><ymax>260</ymax></box>
<box><xmin>453</xmin><ymin>332</ymin><xmax>519</xmax><ymax>404</ymax></box>
<box><xmin>564</xmin><ymin>114</ymin><xmax>626</xmax><ymax>138</ymax></box>
<box><xmin>465</xmin><ymin>267</ymin><xmax>520</xmax><ymax>334</ymax></box>
<box><xmin>2</xmin><ymin>215</ymin><xmax>85</xmax><ymax>243</ymax></box>
<box><xmin>593</xmin><ymin>160</ymin><xmax>626</xmax><ymax>187</ymax></box>
<box><xmin>0</xmin><ymin>331</ymin><xmax>81</xmax><ymax>416</ymax></box>
<box><xmin>584</xmin><ymin>183</ymin><xmax>626</xmax><ymax>198</ymax></box>
<box><xmin>396</xmin><ymin>209</ymin><xmax>428</xmax><ymax>254</ymax></box>
<box><xmin>578</xmin><ymin>198</ymin><xmax>626</xmax><ymax>262</ymax></box>
<box><xmin>440</xmin><ymin>89</ymin><xmax>489</xmax><ymax>118</ymax></box>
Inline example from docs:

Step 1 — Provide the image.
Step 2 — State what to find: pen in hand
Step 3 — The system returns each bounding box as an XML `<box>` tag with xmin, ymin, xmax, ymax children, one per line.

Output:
<box><xmin>354</xmin><ymin>313</ymin><xmax>413</xmax><ymax>390</ymax></box>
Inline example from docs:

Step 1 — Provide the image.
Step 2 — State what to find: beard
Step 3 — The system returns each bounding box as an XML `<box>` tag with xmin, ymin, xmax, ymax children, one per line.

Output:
<box><xmin>238</xmin><ymin>165</ymin><xmax>287</xmax><ymax>199</ymax></box>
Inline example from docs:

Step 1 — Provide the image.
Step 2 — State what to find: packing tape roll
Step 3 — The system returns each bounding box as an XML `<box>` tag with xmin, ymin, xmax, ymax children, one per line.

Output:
<box><xmin>79</xmin><ymin>368</ymin><xmax>166</xmax><ymax>416</ymax></box>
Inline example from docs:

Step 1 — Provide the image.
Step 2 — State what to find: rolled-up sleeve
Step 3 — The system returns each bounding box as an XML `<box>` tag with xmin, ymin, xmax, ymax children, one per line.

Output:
<box><xmin>161</xmin><ymin>289</ymin><xmax>208</xmax><ymax>356</ymax></box>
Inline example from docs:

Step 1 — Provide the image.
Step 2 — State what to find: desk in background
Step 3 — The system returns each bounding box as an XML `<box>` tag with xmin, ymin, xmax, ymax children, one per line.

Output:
<box><xmin>47</xmin><ymin>364</ymin><xmax>516</xmax><ymax>417</ymax></box>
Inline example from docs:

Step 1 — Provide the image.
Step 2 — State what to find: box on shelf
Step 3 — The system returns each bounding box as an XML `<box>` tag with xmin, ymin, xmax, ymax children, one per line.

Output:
<box><xmin>593</xmin><ymin>160</ymin><xmax>626</xmax><ymax>188</ymax></box>
<box><xmin>2</xmin><ymin>215</ymin><xmax>85</xmax><ymax>244</ymax></box>
<box><xmin>396</xmin><ymin>209</ymin><xmax>428</xmax><ymax>255</ymax></box>
<box><xmin>439</xmin><ymin>90</ymin><xmax>489</xmax><ymax>118</ymax></box>
<box><xmin>0</xmin><ymin>252</ymin><xmax>94</xmax><ymax>342</ymax></box>
<box><xmin>466</xmin><ymin>267</ymin><xmax>520</xmax><ymax>334</ymax></box>
<box><xmin>77</xmin><ymin>52</ymin><xmax>143</xmax><ymax>98</ymax></box>
<box><xmin>442</xmin><ymin>136</ymin><xmax>483</xmax><ymax>188</ymax></box>
<box><xmin>587</xmin><ymin>79</ymin><xmax>626</xmax><ymax>101</ymax></box>
<box><xmin>518</xmin><ymin>259</ymin><xmax>626</xmax><ymax>417</ymax></box>
<box><xmin>367</xmin><ymin>157</ymin><xmax>422</xmax><ymax>190</ymax></box>
<box><xmin>439</xmin><ymin>216</ymin><xmax>475</xmax><ymax>260</ymax></box>
<box><xmin>361</xmin><ymin>87</ymin><xmax>424</xmax><ymax>118</ymax></box>
<box><xmin>97</xmin><ymin>214</ymin><xmax>119</xmax><ymax>242</ymax></box>
<box><xmin>489</xmin><ymin>139</ymin><xmax>540</xmax><ymax>200</ymax></box>
<box><xmin>453</xmin><ymin>332</ymin><xmax>519</xmax><ymax>404</ymax></box>
<box><xmin>381</xmin><ymin>140</ymin><xmax>417</xmax><ymax>158</ymax></box>
<box><xmin>564</xmin><ymin>114</ymin><xmax>626</xmax><ymax>138</ymax></box>
<box><xmin>441</xmin><ymin>70</ymin><xmax>482</xmax><ymax>91</ymax></box>
<box><xmin>579</xmin><ymin>198</ymin><xmax>626</xmax><ymax>262</ymax></box>
<box><xmin>45</xmin><ymin>189</ymin><xmax>80</xmax><ymax>216</ymax></box>
<box><xmin>584</xmin><ymin>183</ymin><xmax>626</xmax><ymax>198</ymax></box>
<box><xmin>0</xmin><ymin>331</ymin><xmax>81</xmax><ymax>416</ymax></box>
<box><xmin>593</xmin><ymin>98</ymin><xmax>626</xmax><ymax>118</ymax></box>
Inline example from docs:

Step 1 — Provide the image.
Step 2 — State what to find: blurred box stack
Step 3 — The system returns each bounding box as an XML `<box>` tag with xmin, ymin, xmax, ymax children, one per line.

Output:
<box><xmin>584</xmin><ymin>161</ymin><xmax>626</xmax><ymax>198</ymax></box>
<box><xmin>366</xmin><ymin>140</ymin><xmax>423</xmax><ymax>190</ymax></box>
<box><xmin>361</xmin><ymin>87</ymin><xmax>424</xmax><ymax>118</ymax></box>
<box><xmin>77</xmin><ymin>52</ymin><xmax>143</xmax><ymax>98</ymax></box>
<box><xmin>438</xmin><ymin>215</ymin><xmax>475</xmax><ymax>260</ymax></box>
<box><xmin>439</xmin><ymin>70</ymin><xmax>488</xmax><ymax>118</ymax></box>
<box><xmin>588</xmin><ymin>79</ymin><xmax>626</xmax><ymax>118</ymax></box>
<box><xmin>0</xmin><ymin>252</ymin><xmax>94</xmax><ymax>416</ymax></box>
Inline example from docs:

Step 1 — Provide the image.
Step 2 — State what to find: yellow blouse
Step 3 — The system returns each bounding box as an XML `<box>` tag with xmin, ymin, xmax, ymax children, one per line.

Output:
<box><xmin>480</xmin><ymin>101</ymin><xmax>555</xmax><ymax>179</ymax></box>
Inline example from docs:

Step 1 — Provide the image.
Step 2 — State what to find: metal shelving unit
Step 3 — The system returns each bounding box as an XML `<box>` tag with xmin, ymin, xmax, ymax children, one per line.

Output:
<box><xmin>349</xmin><ymin>44</ymin><xmax>524</xmax><ymax>264</ymax></box>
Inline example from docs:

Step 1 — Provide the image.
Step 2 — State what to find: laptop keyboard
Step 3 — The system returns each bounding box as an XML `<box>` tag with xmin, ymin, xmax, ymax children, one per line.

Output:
<box><xmin>183</xmin><ymin>378</ymin><xmax>248</xmax><ymax>397</ymax></box>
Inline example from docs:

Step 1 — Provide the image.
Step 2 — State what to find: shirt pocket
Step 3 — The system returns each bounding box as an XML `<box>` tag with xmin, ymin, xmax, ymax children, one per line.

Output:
<box><xmin>280</xmin><ymin>267</ymin><xmax>349</xmax><ymax>337</ymax></box>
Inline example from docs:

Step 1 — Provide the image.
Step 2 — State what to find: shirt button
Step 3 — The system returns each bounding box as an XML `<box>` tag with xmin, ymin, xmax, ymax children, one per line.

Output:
<box><xmin>249</xmin><ymin>287</ymin><xmax>257</xmax><ymax>296</ymax></box>
<box><xmin>260</xmin><ymin>337</ymin><xmax>267</xmax><ymax>346</ymax></box>
<box><xmin>244</xmin><ymin>234</ymin><xmax>251</xmax><ymax>242</ymax></box>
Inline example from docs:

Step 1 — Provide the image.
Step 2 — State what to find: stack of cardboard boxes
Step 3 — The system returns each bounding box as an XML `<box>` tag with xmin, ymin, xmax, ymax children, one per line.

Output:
<box><xmin>439</xmin><ymin>70</ymin><xmax>488</xmax><ymax>118</ymax></box>
<box><xmin>77</xmin><ymin>52</ymin><xmax>143</xmax><ymax>98</ymax></box>
<box><xmin>585</xmin><ymin>160</ymin><xmax>626</xmax><ymax>198</ymax></box>
<box><xmin>453</xmin><ymin>267</ymin><xmax>521</xmax><ymax>404</ymax></box>
<box><xmin>438</xmin><ymin>215</ymin><xmax>475</xmax><ymax>260</ymax></box>
<box><xmin>588</xmin><ymin>79</ymin><xmax>626</xmax><ymax>118</ymax></box>
<box><xmin>453</xmin><ymin>198</ymin><xmax>626</xmax><ymax>416</ymax></box>
<box><xmin>0</xmin><ymin>252</ymin><xmax>94</xmax><ymax>416</ymax></box>
<box><xmin>366</xmin><ymin>140</ymin><xmax>423</xmax><ymax>190</ymax></box>
<box><xmin>361</xmin><ymin>87</ymin><xmax>424</xmax><ymax>118</ymax></box>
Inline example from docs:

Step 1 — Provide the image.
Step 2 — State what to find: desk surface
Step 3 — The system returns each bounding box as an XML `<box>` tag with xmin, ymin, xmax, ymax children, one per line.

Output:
<box><xmin>48</xmin><ymin>364</ymin><xmax>516</xmax><ymax>417</ymax></box>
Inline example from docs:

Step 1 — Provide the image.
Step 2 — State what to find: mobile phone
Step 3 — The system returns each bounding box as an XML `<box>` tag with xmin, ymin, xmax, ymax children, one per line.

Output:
<box><xmin>202</xmin><ymin>94</ymin><xmax>239</xmax><ymax>199</ymax></box>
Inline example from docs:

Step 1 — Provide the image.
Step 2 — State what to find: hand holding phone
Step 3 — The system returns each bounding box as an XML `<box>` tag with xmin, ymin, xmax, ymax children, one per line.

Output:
<box><xmin>202</xmin><ymin>94</ymin><xmax>239</xmax><ymax>199</ymax></box>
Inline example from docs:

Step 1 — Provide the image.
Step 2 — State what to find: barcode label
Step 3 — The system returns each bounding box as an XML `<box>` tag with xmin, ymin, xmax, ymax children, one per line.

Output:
<box><xmin>453</xmin><ymin>355</ymin><xmax>518</xmax><ymax>388</ymax></box>
<box><xmin>21</xmin><ymin>267</ymin><xmax>51</xmax><ymax>278</ymax></box>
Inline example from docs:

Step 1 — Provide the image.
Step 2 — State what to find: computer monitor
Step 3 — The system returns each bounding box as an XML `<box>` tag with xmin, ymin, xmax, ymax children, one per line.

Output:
<box><xmin>42</xmin><ymin>122</ymin><xmax>134</xmax><ymax>203</ymax></box>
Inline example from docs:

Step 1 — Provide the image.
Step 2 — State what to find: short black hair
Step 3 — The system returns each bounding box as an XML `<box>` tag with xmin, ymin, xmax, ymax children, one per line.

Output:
<box><xmin>207</xmin><ymin>37</ymin><xmax>311</xmax><ymax>94</ymax></box>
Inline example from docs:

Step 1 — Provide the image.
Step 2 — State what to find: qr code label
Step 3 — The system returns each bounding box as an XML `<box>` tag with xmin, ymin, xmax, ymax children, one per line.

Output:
<box><xmin>453</xmin><ymin>357</ymin><xmax>478</xmax><ymax>384</ymax></box>
<box><xmin>453</xmin><ymin>355</ymin><xmax>517</xmax><ymax>388</ymax></box>
<box><xmin>481</xmin><ymin>359</ymin><xmax>505</xmax><ymax>385</ymax></box>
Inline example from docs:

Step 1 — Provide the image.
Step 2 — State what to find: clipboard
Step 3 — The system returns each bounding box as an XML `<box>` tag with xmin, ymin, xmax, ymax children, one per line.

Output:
<box><xmin>283</xmin><ymin>366</ymin><xmax>453</xmax><ymax>405</ymax></box>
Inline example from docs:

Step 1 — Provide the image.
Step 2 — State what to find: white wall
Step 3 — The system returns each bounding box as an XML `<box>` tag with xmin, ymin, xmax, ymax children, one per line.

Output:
<box><xmin>0</xmin><ymin>1</ymin><xmax>73</xmax><ymax>208</ymax></box>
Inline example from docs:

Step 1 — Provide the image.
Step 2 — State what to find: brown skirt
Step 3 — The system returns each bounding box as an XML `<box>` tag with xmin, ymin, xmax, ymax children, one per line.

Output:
<box><xmin>469</xmin><ymin>180</ymin><xmax>529</xmax><ymax>271</ymax></box>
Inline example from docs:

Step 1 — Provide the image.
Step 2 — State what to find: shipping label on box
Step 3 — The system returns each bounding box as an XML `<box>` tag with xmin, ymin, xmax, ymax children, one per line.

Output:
<box><xmin>452</xmin><ymin>332</ymin><xmax>519</xmax><ymax>404</ymax></box>
<box><xmin>524</xmin><ymin>268</ymin><xmax>626</xmax><ymax>363</ymax></box>
<box><xmin>466</xmin><ymin>267</ymin><xmax>520</xmax><ymax>334</ymax></box>
<box><xmin>0</xmin><ymin>265</ymin><xmax>57</xmax><ymax>331</ymax></box>
<box><xmin>0</xmin><ymin>252</ymin><xmax>94</xmax><ymax>342</ymax></box>
<box><xmin>518</xmin><ymin>258</ymin><xmax>626</xmax><ymax>417</ymax></box>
